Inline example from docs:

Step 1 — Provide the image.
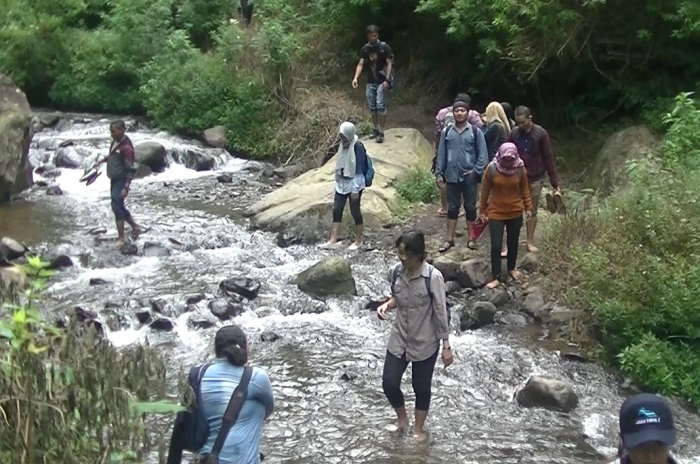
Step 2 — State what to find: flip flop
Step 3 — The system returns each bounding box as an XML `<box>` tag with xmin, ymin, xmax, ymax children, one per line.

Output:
<box><xmin>130</xmin><ymin>226</ymin><xmax>150</xmax><ymax>236</ymax></box>
<box><xmin>438</xmin><ymin>241</ymin><xmax>454</xmax><ymax>253</ymax></box>
<box><xmin>553</xmin><ymin>191</ymin><xmax>566</xmax><ymax>214</ymax></box>
<box><xmin>545</xmin><ymin>192</ymin><xmax>557</xmax><ymax>214</ymax></box>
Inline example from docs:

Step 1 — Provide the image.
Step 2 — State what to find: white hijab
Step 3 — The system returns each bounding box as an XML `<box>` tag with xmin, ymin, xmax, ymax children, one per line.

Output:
<box><xmin>335</xmin><ymin>122</ymin><xmax>358</xmax><ymax>178</ymax></box>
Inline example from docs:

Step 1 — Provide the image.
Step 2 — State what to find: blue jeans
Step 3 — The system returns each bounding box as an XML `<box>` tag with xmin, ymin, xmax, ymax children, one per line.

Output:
<box><xmin>445</xmin><ymin>174</ymin><xmax>478</xmax><ymax>221</ymax></box>
<box><xmin>365</xmin><ymin>83</ymin><xmax>388</xmax><ymax>116</ymax></box>
<box><xmin>110</xmin><ymin>179</ymin><xmax>131</xmax><ymax>221</ymax></box>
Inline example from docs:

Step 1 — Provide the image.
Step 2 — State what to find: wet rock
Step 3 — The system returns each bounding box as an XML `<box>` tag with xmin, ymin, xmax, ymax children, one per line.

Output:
<box><xmin>168</xmin><ymin>237</ymin><xmax>184</xmax><ymax>246</ymax></box>
<box><xmin>134</xmin><ymin>141</ymin><xmax>167</xmax><ymax>172</ymax></box>
<box><xmin>294</xmin><ymin>256</ymin><xmax>357</xmax><ymax>296</ymax></box>
<box><xmin>0</xmin><ymin>237</ymin><xmax>27</xmax><ymax>261</ymax></box>
<box><xmin>142</xmin><ymin>242</ymin><xmax>170</xmax><ymax>257</ymax></box>
<box><xmin>549</xmin><ymin>304</ymin><xmax>583</xmax><ymax>323</ymax></box>
<box><xmin>58</xmin><ymin>140</ymin><xmax>74</xmax><ymax>148</ymax></box>
<box><xmin>340</xmin><ymin>369</ymin><xmax>358</xmax><ymax>382</ymax></box>
<box><xmin>134</xmin><ymin>164</ymin><xmax>153</xmax><ymax>179</ymax></box>
<box><xmin>518</xmin><ymin>253</ymin><xmax>540</xmax><ymax>273</ymax></box>
<box><xmin>183</xmin><ymin>304</ymin><xmax>198</xmax><ymax>313</ymax></box>
<box><xmin>0</xmin><ymin>74</ymin><xmax>34</xmax><ymax>201</ymax></box>
<box><xmin>188</xmin><ymin>313</ymin><xmax>218</xmax><ymax>329</ymax></box>
<box><xmin>149</xmin><ymin>317</ymin><xmax>174</xmax><ymax>332</ymax></box>
<box><xmin>36</xmin><ymin>165</ymin><xmax>60</xmax><ymax>179</ymax></box>
<box><xmin>88</xmin><ymin>227</ymin><xmax>107</xmax><ymax>235</ymax></box>
<box><xmin>219</xmin><ymin>277</ymin><xmax>261</xmax><ymax>300</ymax></box>
<box><xmin>35</xmin><ymin>180</ymin><xmax>49</xmax><ymax>188</ymax></box>
<box><xmin>482</xmin><ymin>286</ymin><xmax>509</xmax><ymax>306</ymax></box>
<box><xmin>103</xmin><ymin>309</ymin><xmax>129</xmax><ymax>331</ymax></box>
<box><xmin>496</xmin><ymin>312</ymin><xmax>528</xmax><ymax>326</ymax></box>
<box><xmin>473</xmin><ymin>302</ymin><xmax>498</xmax><ymax>327</ymax></box>
<box><xmin>364</xmin><ymin>298</ymin><xmax>389</xmax><ymax>312</ymax></box>
<box><xmin>456</xmin><ymin>259</ymin><xmax>491</xmax><ymax>289</ymax></box>
<box><xmin>217</xmin><ymin>173</ymin><xmax>233</xmax><ymax>183</ymax></box>
<box><xmin>45</xmin><ymin>185</ymin><xmax>64</xmax><ymax>196</ymax></box>
<box><xmin>178</xmin><ymin>148</ymin><xmax>215</xmax><ymax>171</ymax></box>
<box><xmin>0</xmin><ymin>267</ymin><xmax>28</xmax><ymax>289</ymax></box>
<box><xmin>204</xmin><ymin>125</ymin><xmax>227</xmax><ymax>148</ymax></box>
<box><xmin>134</xmin><ymin>309</ymin><xmax>152</xmax><ymax>324</ymax></box>
<box><xmin>432</xmin><ymin>256</ymin><xmax>461</xmax><ymax>281</ymax></box>
<box><xmin>46</xmin><ymin>254</ymin><xmax>73</xmax><ymax>270</ymax></box>
<box><xmin>150</xmin><ymin>298</ymin><xmax>169</xmax><ymax>314</ymax></box>
<box><xmin>72</xmin><ymin>307</ymin><xmax>104</xmax><ymax>335</ymax></box>
<box><xmin>272</xmin><ymin>165</ymin><xmax>298</xmax><ymax>179</ymax></box>
<box><xmin>275</xmin><ymin>232</ymin><xmax>304</xmax><ymax>248</ymax></box>
<box><xmin>55</xmin><ymin>146</ymin><xmax>85</xmax><ymax>169</ymax></box>
<box><xmin>119</xmin><ymin>242</ymin><xmax>138</xmax><ymax>256</ymax></box>
<box><xmin>445</xmin><ymin>280</ymin><xmax>462</xmax><ymax>295</ymax></box>
<box><xmin>38</xmin><ymin>113</ymin><xmax>60</xmax><ymax>128</ymax></box>
<box><xmin>260</xmin><ymin>330</ymin><xmax>281</xmax><ymax>342</ymax></box>
<box><xmin>560</xmin><ymin>352</ymin><xmax>592</xmax><ymax>363</ymax></box>
<box><xmin>89</xmin><ymin>277</ymin><xmax>111</xmax><ymax>286</ymax></box>
<box><xmin>208</xmin><ymin>299</ymin><xmax>244</xmax><ymax>320</ymax></box>
<box><xmin>185</xmin><ymin>293</ymin><xmax>206</xmax><ymax>305</ymax></box>
<box><xmin>522</xmin><ymin>293</ymin><xmax>547</xmax><ymax>320</ymax></box>
<box><xmin>516</xmin><ymin>375</ymin><xmax>579</xmax><ymax>413</ymax></box>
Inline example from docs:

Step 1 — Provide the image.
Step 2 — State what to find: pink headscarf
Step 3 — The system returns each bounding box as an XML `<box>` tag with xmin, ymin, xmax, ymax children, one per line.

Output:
<box><xmin>494</xmin><ymin>142</ymin><xmax>524</xmax><ymax>175</ymax></box>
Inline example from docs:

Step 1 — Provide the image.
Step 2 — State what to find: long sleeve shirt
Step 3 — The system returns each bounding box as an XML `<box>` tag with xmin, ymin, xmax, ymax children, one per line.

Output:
<box><xmin>386</xmin><ymin>262</ymin><xmax>449</xmax><ymax>362</ymax></box>
<box><xmin>435</xmin><ymin>123</ymin><xmax>488</xmax><ymax>183</ymax></box>
<box><xmin>507</xmin><ymin>124</ymin><xmax>560</xmax><ymax>188</ymax></box>
<box><xmin>199</xmin><ymin>361</ymin><xmax>275</xmax><ymax>464</ymax></box>
<box><xmin>479</xmin><ymin>164</ymin><xmax>533</xmax><ymax>220</ymax></box>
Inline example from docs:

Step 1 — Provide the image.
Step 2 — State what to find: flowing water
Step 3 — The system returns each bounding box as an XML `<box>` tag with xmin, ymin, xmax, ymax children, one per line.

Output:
<box><xmin>2</xmin><ymin>113</ymin><xmax>700</xmax><ymax>463</ymax></box>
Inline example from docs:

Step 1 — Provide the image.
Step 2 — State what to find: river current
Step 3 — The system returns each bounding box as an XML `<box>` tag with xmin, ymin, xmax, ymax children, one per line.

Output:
<box><xmin>1</xmin><ymin>113</ymin><xmax>699</xmax><ymax>463</ymax></box>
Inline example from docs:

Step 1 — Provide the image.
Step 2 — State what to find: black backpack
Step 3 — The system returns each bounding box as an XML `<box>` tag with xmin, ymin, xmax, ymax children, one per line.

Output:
<box><xmin>377</xmin><ymin>41</ymin><xmax>397</xmax><ymax>90</ymax></box>
<box><xmin>390</xmin><ymin>263</ymin><xmax>451</xmax><ymax>325</ymax></box>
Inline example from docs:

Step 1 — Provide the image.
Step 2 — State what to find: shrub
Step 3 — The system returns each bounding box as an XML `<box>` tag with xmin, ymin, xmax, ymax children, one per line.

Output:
<box><xmin>0</xmin><ymin>257</ymin><xmax>181</xmax><ymax>462</ymax></box>
<box><xmin>543</xmin><ymin>93</ymin><xmax>700</xmax><ymax>404</ymax></box>
<box><xmin>394</xmin><ymin>167</ymin><xmax>439</xmax><ymax>204</ymax></box>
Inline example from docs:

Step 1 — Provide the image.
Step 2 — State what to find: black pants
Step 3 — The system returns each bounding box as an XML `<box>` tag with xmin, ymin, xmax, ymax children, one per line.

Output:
<box><xmin>489</xmin><ymin>215</ymin><xmax>523</xmax><ymax>279</ymax></box>
<box><xmin>332</xmin><ymin>191</ymin><xmax>363</xmax><ymax>225</ymax></box>
<box><xmin>445</xmin><ymin>176</ymin><xmax>478</xmax><ymax>221</ymax></box>
<box><xmin>382</xmin><ymin>350</ymin><xmax>439</xmax><ymax>411</ymax></box>
<box><xmin>240</xmin><ymin>0</ymin><xmax>254</xmax><ymax>25</ymax></box>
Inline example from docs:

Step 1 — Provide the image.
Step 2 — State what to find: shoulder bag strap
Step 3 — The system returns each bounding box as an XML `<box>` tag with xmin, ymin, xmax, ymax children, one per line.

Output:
<box><xmin>208</xmin><ymin>366</ymin><xmax>254</xmax><ymax>460</ymax></box>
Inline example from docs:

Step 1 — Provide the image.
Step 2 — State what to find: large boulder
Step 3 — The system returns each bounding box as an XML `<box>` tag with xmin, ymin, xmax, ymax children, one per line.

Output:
<box><xmin>516</xmin><ymin>375</ymin><xmax>579</xmax><ymax>413</ymax></box>
<box><xmin>245</xmin><ymin>128</ymin><xmax>434</xmax><ymax>240</ymax></box>
<box><xmin>203</xmin><ymin>126</ymin><xmax>227</xmax><ymax>148</ymax></box>
<box><xmin>135</xmin><ymin>141</ymin><xmax>167</xmax><ymax>172</ymax></box>
<box><xmin>0</xmin><ymin>74</ymin><xmax>33</xmax><ymax>202</ymax></box>
<box><xmin>294</xmin><ymin>256</ymin><xmax>357</xmax><ymax>296</ymax></box>
<box><xmin>584</xmin><ymin>126</ymin><xmax>659</xmax><ymax>194</ymax></box>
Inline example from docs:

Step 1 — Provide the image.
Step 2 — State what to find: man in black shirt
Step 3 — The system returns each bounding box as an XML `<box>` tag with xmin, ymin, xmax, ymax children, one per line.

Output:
<box><xmin>352</xmin><ymin>25</ymin><xmax>393</xmax><ymax>143</ymax></box>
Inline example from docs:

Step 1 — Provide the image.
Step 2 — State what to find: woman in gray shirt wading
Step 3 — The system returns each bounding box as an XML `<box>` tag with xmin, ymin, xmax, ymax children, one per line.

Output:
<box><xmin>377</xmin><ymin>229</ymin><xmax>453</xmax><ymax>439</ymax></box>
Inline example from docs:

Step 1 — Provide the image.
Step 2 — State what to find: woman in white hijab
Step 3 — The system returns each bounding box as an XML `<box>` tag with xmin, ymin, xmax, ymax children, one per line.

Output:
<box><xmin>320</xmin><ymin>122</ymin><xmax>368</xmax><ymax>250</ymax></box>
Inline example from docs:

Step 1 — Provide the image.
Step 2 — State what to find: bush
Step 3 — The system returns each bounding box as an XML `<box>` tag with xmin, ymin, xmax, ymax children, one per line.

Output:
<box><xmin>543</xmin><ymin>92</ymin><xmax>700</xmax><ymax>404</ymax></box>
<box><xmin>394</xmin><ymin>167</ymin><xmax>439</xmax><ymax>204</ymax></box>
<box><xmin>0</xmin><ymin>257</ymin><xmax>181</xmax><ymax>462</ymax></box>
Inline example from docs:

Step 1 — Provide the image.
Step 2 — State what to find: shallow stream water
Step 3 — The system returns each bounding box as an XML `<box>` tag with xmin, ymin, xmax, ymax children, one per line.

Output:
<box><xmin>2</xmin><ymin>113</ymin><xmax>700</xmax><ymax>463</ymax></box>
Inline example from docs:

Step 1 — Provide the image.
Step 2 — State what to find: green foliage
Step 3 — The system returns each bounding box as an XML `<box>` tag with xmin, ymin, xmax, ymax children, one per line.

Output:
<box><xmin>394</xmin><ymin>167</ymin><xmax>439</xmax><ymax>204</ymax></box>
<box><xmin>0</xmin><ymin>257</ymin><xmax>181</xmax><ymax>462</ymax></box>
<box><xmin>543</xmin><ymin>93</ymin><xmax>700</xmax><ymax>404</ymax></box>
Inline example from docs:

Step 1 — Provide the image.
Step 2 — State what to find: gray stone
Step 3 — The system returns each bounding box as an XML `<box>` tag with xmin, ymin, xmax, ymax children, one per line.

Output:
<box><xmin>456</xmin><ymin>259</ymin><xmax>491</xmax><ymax>289</ymax></box>
<box><xmin>0</xmin><ymin>74</ymin><xmax>33</xmax><ymax>201</ymax></box>
<box><xmin>294</xmin><ymin>256</ymin><xmax>357</xmax><ymax>296</ymax></box>
<box><xmin>522</xmin><ymin>293</ymin><xmax>547</xmax><ymax>319</ymax></box>
<box><xmin>516</xmin><ymin>375</ymin><xmax>579</xmax><ymax>413</ymax></box>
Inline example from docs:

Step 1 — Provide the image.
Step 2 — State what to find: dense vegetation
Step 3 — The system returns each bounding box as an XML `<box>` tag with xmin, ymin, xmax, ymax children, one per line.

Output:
<box><xmin>0</xmin><ymin>258</ymin><xmax>181</xmax><ymax>462</ymax></box>
<box><xmin>544</xmin><ymin>93</ymin><xmax>700</xmax><ymax>405</ymax></box>
<box><xmin>3</xmin><ymin>0</ymin><xmax>700</xmax><ymax>160</ymax></box>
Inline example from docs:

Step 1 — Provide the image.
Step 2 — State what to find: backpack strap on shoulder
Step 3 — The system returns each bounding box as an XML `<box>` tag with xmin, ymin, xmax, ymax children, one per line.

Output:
<box><xmin>489</xmin><ymin>162</ymin><xmax>496</xmax><ymax>180</ymax></box>
<box><xmin>424</xmin><ymin>264</ymin><xmax>434</xmax><ymax>305</ymax></box>
<box><xmin>390</xmin><ymin>264</ymin><xmax>402</xmax><ymax>295</ymax></box>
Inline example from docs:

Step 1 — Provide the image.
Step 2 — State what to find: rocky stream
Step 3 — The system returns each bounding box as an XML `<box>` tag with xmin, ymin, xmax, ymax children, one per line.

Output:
<box><xmin>1</xmin><ymin>113</ymin><xmax>700</xmax><ymax>464</ymax></box>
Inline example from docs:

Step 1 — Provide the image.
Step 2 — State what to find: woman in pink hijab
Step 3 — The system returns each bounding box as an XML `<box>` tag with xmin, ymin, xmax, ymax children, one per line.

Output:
<box><xmin>478</xmin><ymin>142</ymin><xmax>533</xmax><ymax>289</ymax></box>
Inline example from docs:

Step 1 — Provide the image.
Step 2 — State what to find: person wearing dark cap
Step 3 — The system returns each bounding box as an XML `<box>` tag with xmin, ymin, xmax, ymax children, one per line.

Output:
<box><xmin>433</xmin><ymin>93</ymin><xmax>484</xmax><ymax>217</ymax></box>
<box><xmin>612</xmin><ymin>393</ymin><xmax>680</xmax><ymax>464</ymax></box>
<box><xmin>435</xmin><ymin>98</ymin><xmax>488</xmax><ymax>252</ymax></box>
<box><xmin>198</xmin><ymin>325</ymin><xmax>275</xmax><ymax>464</ymax></box>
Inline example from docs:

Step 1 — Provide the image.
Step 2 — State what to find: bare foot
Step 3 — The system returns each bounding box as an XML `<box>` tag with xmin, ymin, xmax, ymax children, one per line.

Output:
<box><xmin>526</xmin><ymin>242</ymin><xmax>539</xmax><ymax>253</ymax></box>
<box><xmin>413</xmin><ymin>429</ymin><xmax>428</xmax><ymax>442</ymax></box>
<box><xmin>113</xmin><ymin>239</ymin><xmax>125</xmax><ymax>248</ymax></box>
<box><xmin>318</xmin><ymin>241</ymin><xmax>340</xmax><ymax>250</ymax></box>
<box><xmin>131</xmin><ymin>226</ymin><xmax>143</xmax><ymax>236</ymax></box>
<box><xmin>509</xmin><ymin>269</ymin><xmax>522</xmax><ymax>280</ymax></box>
<box><xmin>347</xmin><ymin>242</ymin><xmax>362</xmax><ymax>251</ymax></box>
<box><xmin>437</xmin><ymin>208</ymin><xmax>446</xmax><ymax>217</ymax></box>
<box><xmin>486</xmin><ymin>279</ymin><xmax>500</xmax><ymax>289</ymax></box>
<box><xmin>501</xmin><ymin>248</ymin><xmax>507</xmax><ymax>258</ymax></box>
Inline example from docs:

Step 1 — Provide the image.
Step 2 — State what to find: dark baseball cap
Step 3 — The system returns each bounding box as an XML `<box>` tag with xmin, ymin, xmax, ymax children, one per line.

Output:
<box><xmin>619</xmin><ymin>393</ymin><xmax>676</xmax><ymax>449</ymax></box>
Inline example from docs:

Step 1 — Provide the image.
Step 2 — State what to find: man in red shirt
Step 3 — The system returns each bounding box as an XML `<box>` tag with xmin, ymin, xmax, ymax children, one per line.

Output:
<box><xmin>507</xmin><ymin>106</ymin><xmax>561</xmax><ymax>252</ymax></box>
